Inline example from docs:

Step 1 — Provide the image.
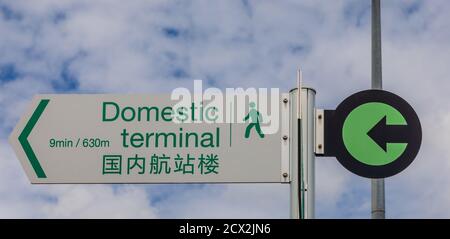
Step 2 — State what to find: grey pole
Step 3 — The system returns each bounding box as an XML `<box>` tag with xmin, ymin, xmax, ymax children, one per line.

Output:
<box><xmin>301</xmin><ymin>87</ymin><xmax>316</xmax><ymax>219</ymax></box>
<box><xmin>371</xmin><ymin>0</ymin><xmax>385</xmax><ymax>219</ymax></box>
<box><xmin>290</xmin><ymin>70</ymin><xmax>303</xmax><ymax>219</ymax></box>
<box><xmin>289</xmin><ymin>88</ymin><xmax>300</xmax><ymax>219</ymax></box>
<box><xmin>289</xmin><ymin>86</ymin><xmax>316</xmax><ymax>219</ymax></box>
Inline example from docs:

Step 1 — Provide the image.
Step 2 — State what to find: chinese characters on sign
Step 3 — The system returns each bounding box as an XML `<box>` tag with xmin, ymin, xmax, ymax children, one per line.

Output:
<box><xmin>102</xmin><ymin>153</ymin><xmax>220</xmax><ymax>176</ymax></box>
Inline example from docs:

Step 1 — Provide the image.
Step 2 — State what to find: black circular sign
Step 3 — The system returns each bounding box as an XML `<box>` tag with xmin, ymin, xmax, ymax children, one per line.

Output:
<box><xmin>331</xmin><ymin>89</ymin><xmax>422</xmax><ymax>178</ymax></box>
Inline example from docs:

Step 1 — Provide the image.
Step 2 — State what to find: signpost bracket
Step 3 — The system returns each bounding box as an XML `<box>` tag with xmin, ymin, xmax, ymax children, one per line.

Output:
<box><xmin>314</xmin><ymin>109</ymin><xmax>324</xmax><ymax>155</ymax></box>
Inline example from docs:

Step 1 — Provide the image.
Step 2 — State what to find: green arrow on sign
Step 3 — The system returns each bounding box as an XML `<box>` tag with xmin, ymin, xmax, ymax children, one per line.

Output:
<box><xmin>342</xmin><ymin>102</ymin><xmax>407</xmax><ymax>166</ymax></box>
<box><xmin>18</xmin><ymin>99</ymin><xmax>49</xmax><ymax>178</ymax></box>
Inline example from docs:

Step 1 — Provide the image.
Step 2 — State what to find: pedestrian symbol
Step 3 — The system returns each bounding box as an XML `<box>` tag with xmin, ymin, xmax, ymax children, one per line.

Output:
<box><xmin>244</xmin><ymin>102</ymin><xmax>264</xmax><ymax>139</ymax></box>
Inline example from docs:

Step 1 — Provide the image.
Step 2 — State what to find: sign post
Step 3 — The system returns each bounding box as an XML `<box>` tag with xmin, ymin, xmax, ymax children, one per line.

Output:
<box><xmin>289</xmin><ymin>86</ymin><xmax>316</xmax><ymax>219</ymax></box>
<box><xmin>372</xmin><ymin>0</ymin><xmax>385</xmax><ymax>219</ymax></box>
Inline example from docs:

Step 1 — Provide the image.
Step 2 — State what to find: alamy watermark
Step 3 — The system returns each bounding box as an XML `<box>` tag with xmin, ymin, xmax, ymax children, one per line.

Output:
<box><xmin>171</xmin><ymin>80</ymin><xmax>280</xmax><ymax>134</ymax></box>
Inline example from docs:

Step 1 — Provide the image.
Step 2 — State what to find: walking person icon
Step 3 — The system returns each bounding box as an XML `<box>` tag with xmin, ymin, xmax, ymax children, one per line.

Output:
<box><xmin>244</xmin><ymin>102</ymin><xmax>264</xmax><ymax>139</ymax></box>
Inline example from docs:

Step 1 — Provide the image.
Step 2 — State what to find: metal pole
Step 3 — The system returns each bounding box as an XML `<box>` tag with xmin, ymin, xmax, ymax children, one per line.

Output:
<box><xmin>289</xmin><ymin>88</ymin><xmax>300</xmax><ymax>219</ymax></box>
<box><xmin>289</xmin><ymin>69</ymin><xmax>302</xmax><ymax>219</ymax></box>
<box><xmin>289</xmin><ymin>85</ymin><xmax>316</xmax><ymax>219</ymax></box>
<box><xmin>301</xmin><ymin>87</ymin><xmax>316</xmax><ymax>219</ymax></box>
<box><xmin>371</xmin><ymin>0</ymin><xmax>385</xmax><ymax>219</ymax></box>
<box><xmin>372</xmin><ymin>0</ymin><xmax>382</xmax><ymax>89</ymax></box>
<box><xmin>298</xmin><ymin>70</ymin><xmax>304</xmax><ymax>219</ymax></box>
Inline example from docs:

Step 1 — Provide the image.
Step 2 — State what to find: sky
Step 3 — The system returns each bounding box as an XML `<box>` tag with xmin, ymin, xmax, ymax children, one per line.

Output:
<box><xmin>0</xmin><ymin>0</ymin><xmax>449</xmax><ymax>218</ymax></box>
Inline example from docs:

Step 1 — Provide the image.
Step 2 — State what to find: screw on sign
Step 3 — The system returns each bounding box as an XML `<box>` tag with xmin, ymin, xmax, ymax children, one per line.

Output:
<box><xmin>317</xmin><ymin>90</ymin><xmax>422</xmax><ymax>179</ymax></box>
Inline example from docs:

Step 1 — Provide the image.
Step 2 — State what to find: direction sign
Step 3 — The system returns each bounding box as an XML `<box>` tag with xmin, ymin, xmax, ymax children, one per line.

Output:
<box><xmin>9</xmin><ymin>94</ymin><xmax>289</xmax><ymax>184</ymax></box>
<box><xmin>320</xmin><ymin>90</ymin><xmax>421</xmax><ymax>178</ymax></box>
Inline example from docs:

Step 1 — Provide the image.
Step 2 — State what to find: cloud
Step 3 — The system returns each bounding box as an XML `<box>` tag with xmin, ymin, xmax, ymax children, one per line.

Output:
<box><xmin>40</xmin><ymin>185</ymin><xmax>158</xmax><ymax>218</ymax></box>
<box><xmin>0</xmin><ymin>0</ymin><xmax>449</xmax><ymax>218</ymax></box>
<box><xmin>150</xmin><ymin>184</ymin><xmax>289</xmax><ymax>219</ymax></box>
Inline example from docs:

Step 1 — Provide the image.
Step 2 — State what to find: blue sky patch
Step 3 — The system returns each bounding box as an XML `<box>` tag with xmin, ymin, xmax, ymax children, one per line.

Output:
<box><xmin>404</xmin><ymin>1</ymin><xmax>421</xmax><ymax>16</ymax></box>
<box><xmin>163</xmin><ymin>27</ymin><xmax>181</xmax><ymax>38</ymax></box>
<box><xmin>172</xmin><ymin>68</ymin><xmax>189</xmax><ymax>79</ymax></box>
<box><xmin>52</xmin><ymin>11</ymin><xmax>67</xmax><ymax>24</ymax></box>
<box><xmin>0</xmin><ymin>64</ymin><xmax>19</xmax><ymax>83</ymax></box>
<box><xmin>51</xmin><ymin>60</ymin><xmax>80</xmax><ymax>92</ymax></box>
<box><xmin>343</xmin><ymin>1</ymin><xmax>371</xmax><ymax>28</ymax></box>
<box><xmin>0</xmin><ymin>4</ymin><xmax>22</xmax><ymax>21</ymax></box>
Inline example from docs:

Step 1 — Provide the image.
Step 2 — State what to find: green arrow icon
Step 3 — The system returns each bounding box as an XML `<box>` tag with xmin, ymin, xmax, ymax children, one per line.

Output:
<box><xmin>342</xmin><ymin>102</ymin><xmax>408</xmax><ymax>166</ymax></box>
<box><xmin>18</xmin><ymin>99</ymin><xmax>49</xmax><ymax>178</ymax></box>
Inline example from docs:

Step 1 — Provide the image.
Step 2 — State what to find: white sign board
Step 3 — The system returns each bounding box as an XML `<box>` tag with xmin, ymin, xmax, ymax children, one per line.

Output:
<box><xmin>9</xmin><ymin>94</ymin><xmax>290</xmax><ymax>184</ymax></box>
